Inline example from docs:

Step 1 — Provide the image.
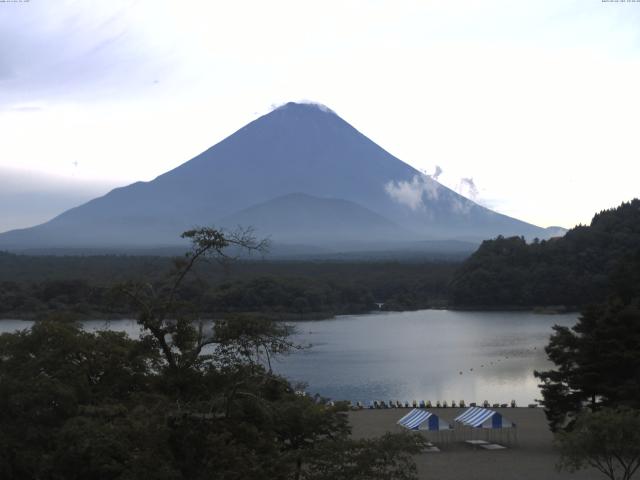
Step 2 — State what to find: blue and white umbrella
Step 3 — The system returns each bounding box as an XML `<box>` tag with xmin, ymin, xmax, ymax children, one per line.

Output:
<box><xmin>454</xmin><ymin>407</ymin><xmax>515</xmax><ymax>429</ymax></box>
<box><xmin>397</xmin><ymin>409</ymin><xmax>452</xmax><ymax>431</ymax></box>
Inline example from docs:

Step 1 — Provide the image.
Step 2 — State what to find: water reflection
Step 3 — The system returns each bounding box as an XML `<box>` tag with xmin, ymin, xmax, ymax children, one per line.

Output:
<box><xmin>275</xmin><ymin>310</ymin><xmax>577</xmax><ymax>404</ymax></box>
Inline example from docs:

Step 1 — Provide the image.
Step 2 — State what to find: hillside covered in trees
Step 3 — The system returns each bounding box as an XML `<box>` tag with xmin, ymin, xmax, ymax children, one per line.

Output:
<box><xmin>4</xmin><ymin>199</ymin><xmax>638</xmax><ymax>317</ymax></box>
<box><xmin>450</xmin><ymin>199</ymin><xmax>640</xmax><ymax>308</ymax></box>
<box><xmin>0</xmin><ymin>254</ymin><xmax>455</xmax><ymax>320</ymax></box>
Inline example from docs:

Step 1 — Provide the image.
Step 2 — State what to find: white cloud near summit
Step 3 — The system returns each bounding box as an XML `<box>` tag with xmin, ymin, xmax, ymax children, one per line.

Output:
<box><xmin>385</xmin><ymin>175</ymin><xmax>440</xmax><ymax>210</ymax></box>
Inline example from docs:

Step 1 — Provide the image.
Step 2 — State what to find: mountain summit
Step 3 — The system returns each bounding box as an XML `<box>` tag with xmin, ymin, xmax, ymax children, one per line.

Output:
<box><xmin>0</xmin><ymin>102</ymin><xmax>550</xmax><ymax>251</ymax></box>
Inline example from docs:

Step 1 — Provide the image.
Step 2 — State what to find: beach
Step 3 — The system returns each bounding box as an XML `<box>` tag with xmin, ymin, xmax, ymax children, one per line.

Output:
<box><xmin>348</xmin><ymin>407</ymin><xmax>602</xmax><ymax>480</ymax></box>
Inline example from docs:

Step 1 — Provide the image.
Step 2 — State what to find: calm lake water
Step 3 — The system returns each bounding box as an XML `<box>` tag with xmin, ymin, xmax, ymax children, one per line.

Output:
<box><xmin>1</xmin><ymin>310</ymin><xmax>577</xmax><ymax>405</ymax></box>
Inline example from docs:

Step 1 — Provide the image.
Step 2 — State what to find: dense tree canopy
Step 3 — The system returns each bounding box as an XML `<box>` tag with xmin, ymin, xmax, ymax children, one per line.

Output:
<box><xmin>451</xmin><ymin>199</ymin><xmax>640</xmax><ymax>308</ymax></box>
<box><xmin>0</xmin><ymin>228</ymin><xmax>425</xmax><ymax>479</ymax></box>
<box><xmin>556</xmin><ymin>407</ymin><xmax>640</xmax><ymax>480</ymax></box>
<box><xmin>0</xmin><ymin>255</ymin><xmax>455</xmax><ymax>320</ymax></box>
<box><xmin>534</xmin><ymin>249</ymin><xmax>640</xmax><ymax>432</ymax></box>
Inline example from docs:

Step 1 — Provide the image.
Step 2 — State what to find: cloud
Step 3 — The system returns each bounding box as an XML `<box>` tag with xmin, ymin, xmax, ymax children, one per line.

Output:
<box><xmin>0</xmin><ymin>166</ymin><xmax>117</xmax><ymax>232</ymax></box>
<box><xmin>458</xmin><ymin>177</ymin><xmax>479</xmax><ymax>200</ymax></box>
<box><xmin>8</xmin><ymin>104</ymin><xmax>44</xmax><ymax>113</ymax></box>
<box><xmin>298</xmin><ymin>100</ymin><xmax>336</xmax><ymax>114</ymax></box>
<box><xmin>449</xmin><ymin>195</ymin><xmax>473</xmax><ymax>215</ymax></box>
<box><xmin>452</xmin><ymin>177</ymin><xmax>498</xmax><ymax>214</ymax></box>
<box><xmin>386</xmin><ymin>173</ymin><xmax>480</xmax><ymax>216</ymax></box>
<box><xmin>271</xmin><ymin>100</ymin><xmax>336</xmax><ymax>114</ymax></box>
<box><xmin>0</xmin><ymin>2</ymin><xmax>175</xmax><ymax>109</ymax></box>
<box><xmin>385</xmin><ymin>174</ymin><xmax>440</xmax><ymax>210</ymax></box>
<box><xmin>0</xmin><ymin>166</ymin><xmax>115</xmax><ymax>195</ymax></box>
<box><xmin>0</xmin><ymin>0</ymin><xmax>639</xmax><ymax>229</ymax></box>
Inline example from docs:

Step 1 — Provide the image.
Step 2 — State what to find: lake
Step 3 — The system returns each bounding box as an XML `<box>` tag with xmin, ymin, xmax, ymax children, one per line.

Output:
<box><xmin>0</xmin><ymin>310</ymin><xmax>577</xmax><ymax>405</ymax></box>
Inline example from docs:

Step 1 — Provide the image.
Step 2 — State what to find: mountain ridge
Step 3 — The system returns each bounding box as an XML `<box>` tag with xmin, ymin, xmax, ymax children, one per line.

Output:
<box><xmin>0</xmin><ymin>102</ymin><xmax>552</xmax><ymax>251</ymax></box>
<box><xmin>220</xmin><ymin>192</ymin><xmax>413</xmax><ymax>246</ymax></box>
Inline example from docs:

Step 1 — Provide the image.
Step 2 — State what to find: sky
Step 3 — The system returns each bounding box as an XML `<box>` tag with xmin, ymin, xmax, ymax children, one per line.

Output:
<box><xmin>1</xmin><ymin>0</ymin><xmax>639</xmax><ymax>233</ymax></box>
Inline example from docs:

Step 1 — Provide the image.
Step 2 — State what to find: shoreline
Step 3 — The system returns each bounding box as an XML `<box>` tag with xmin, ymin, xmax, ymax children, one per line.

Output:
<box><xmin>348</xmin><ymin>407</ymin><xmax>601</xmax><ymax>479</ymax></box>
<box><xmin>0</xmin><ymin>305</ymin><xmax>580</xmax><ymax>323</ymax></box>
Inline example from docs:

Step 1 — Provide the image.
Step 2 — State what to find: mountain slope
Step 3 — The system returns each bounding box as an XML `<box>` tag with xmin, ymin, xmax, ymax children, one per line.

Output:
<box><xmin>220</xmin><ymin>193</ymin><xmax>411</xmax><ymax>245</ymax></box>
<box><xmin>0</xmin><ymin>102</ymin><xmax>549</xmax><ymax>250</ymax></box>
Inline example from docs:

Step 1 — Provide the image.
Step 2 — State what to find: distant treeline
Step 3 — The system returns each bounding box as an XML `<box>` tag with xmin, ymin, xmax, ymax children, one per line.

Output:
<box><xmin>450</xmin><ymin>199</ymin><xmax>640</xmax><ymax>308</ymax></box>
<box><xmin>5</xmin><ymin>199</ymin><xmax>637</xmax><ymax>317</ymax></box>
<box><xmin>0</xmin><ymin>254</ymin><xmax>456</xmax><ymax>319</ymax></box>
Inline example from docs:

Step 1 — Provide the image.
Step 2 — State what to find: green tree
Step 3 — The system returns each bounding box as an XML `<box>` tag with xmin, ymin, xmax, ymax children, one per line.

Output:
<box><xmin>534</xmin><ymin>251</ymin><xmax>640</xmax><ymax>432</ymax></box>
<box><xmin>119</xmin><ymin>226</ymin><xmax>270</xmax><ymax>373</ymax></box>
<box><xmin>556</xmin><ymin>408</ymin><xmax>640</xmax><ymax>480</ymax></box>
<box><xmin>0</xmin><ymin>318</ymin><xmax>159</xmax><ymax>479</ymax></box>
<box><xmin>0</xmin><ymin>227</ymin><xmax>425</xmax><ymax>480</ymax></box>
<box><xmin>303</xmin><ymin>433</ymin><xmax>426</xmax><ymax>480</ymax></box>
<box><xmin>451</xmin><ymin>199</ymin><xmax>640</xmax><ymax>308</ymax></box>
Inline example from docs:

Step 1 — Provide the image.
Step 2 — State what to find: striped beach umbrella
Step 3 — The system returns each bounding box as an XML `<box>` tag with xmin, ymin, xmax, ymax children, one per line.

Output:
<box><xmin>454</xmin><ymin>407</ymin><xmax>515</xmax><ymax>428</ymax></box>
<box><xmin>454</xmin><ymin>406</ymin><xmax>517</xmax><ymax>445</ymax></box>
<box><xmin>397</xmin><ymin>409</ymin><xmax>452</xmax><ymax>431</ymax></box>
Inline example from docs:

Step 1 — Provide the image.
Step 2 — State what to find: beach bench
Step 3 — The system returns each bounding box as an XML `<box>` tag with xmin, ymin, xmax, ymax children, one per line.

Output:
<box><xmin>424</xmin><ymin>442</ymin><xmax>441</xmax><ymax>453</ymax></box>
<box><xmin>480</xmin><ymin>443</ymin><xmax>507</xmax><ymax>450</ymax></box>
<box><xmin>464</xmin><ymin>439</ymin><xmax>488</xmax><ymax>450</ymax></box>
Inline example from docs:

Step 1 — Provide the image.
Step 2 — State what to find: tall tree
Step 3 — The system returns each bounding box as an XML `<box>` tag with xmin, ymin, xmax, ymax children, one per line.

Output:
<box><xmin>556</xmin><ymin>408</ymin><xmax>640</xmax><ymax>480</ymax></box>
<box><xmin>0</xmin><ymin>227</ymin><xmax>425</xmax><ymax>479</ymax></box>
<box><xmin>535</xmin><ymin>250</ymin><xmax>640</xmax><ymax>431</ymax></box>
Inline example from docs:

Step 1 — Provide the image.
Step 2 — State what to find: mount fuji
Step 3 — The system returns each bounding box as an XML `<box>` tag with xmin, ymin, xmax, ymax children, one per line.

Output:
<box><xmin>0</xmin><ymin>102</ymin><xmax>554</xmax><ymax>253</ymax></box>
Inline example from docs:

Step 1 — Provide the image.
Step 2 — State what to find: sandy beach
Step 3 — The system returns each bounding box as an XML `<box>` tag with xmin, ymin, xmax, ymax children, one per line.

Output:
<box><xmin>348</xmin><ymin>407</ymin><xmax>602</xmax><ymax>480</ymax></box>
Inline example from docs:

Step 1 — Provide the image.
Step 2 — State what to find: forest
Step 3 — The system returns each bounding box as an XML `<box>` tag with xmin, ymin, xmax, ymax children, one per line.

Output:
<box><xmin>0</xmin><ymin>228</ymin><xmax>424</xmax><ymax>479</ymax></box>
<box><xmin>0</xmin><ymin>253</ymin><xmax>455</xmax><ymax>320</ymax></box>
<box><xmin>2</xmin><ymin>199</ymin><xmax>639</xmax><ymax>319</ymax></box>
<box><xmin>450</xmin><ymin>199</ymin><xmax>640</xmax><ymax>308</ymax></box>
